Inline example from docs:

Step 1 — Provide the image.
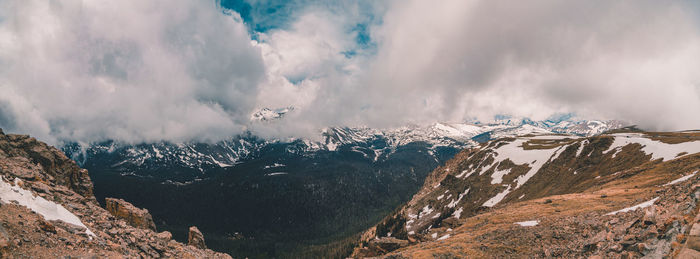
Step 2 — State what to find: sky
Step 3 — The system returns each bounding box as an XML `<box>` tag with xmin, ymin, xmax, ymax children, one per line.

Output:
<box><xmin>0</xmin><ymin>0</ymin><xmax>699</xmax><ymax>144</ymax></box>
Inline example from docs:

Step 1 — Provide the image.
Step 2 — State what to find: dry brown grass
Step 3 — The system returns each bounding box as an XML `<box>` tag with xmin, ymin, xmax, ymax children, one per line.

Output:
<box><xmin>385</xmin><ymin>153</ymin><xmax>700</xmax><ymax>258</ymax></box>
<box><xmin>642</xmin><ymin>131</ymin><xmax>700</xmax><ymax>144</ymax></box>
<box><xmin>521</xmin><ymin>138</ymin><xmax>576</xmax><ymax>150</ymax></box>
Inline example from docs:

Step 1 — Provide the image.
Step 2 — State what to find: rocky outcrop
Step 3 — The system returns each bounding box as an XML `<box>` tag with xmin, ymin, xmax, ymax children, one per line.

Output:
<box><xmin>188</xmin><ymin>226</ymin><xmax>207</xmax><ymax>249</ymax></box>
<box><xmin>678</xmin><ymin>198</ymin><xmax>700</xmax><ymax>258</ymax></box>
<box><xmin>105</xmin><ymin>198</ymin><xmax>156</xmax><ymax>231</ymax></box>
<box><xmin>0</xmin><ymin>129</ymin><xmax>93</xmax><ymax>198</ymax></box>
<box><xmin>0</xmin><ymin>129</ymin><xmax>231</xmax><ymax>258</ymax></box>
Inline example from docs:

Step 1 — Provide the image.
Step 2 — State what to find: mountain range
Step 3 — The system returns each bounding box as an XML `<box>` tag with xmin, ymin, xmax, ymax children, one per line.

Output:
<box><xmin>57</xmin><ymin>114</ymin><xmax>624</xmax><ymax>257</ymax></box>
<box><xmin>63</xmin><ymin>114</ymin><xmax>624</xmax><ymax>180</ymax></box>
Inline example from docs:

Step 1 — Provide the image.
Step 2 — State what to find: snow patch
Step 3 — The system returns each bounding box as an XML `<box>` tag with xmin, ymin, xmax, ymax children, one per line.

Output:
<box><xmin>477</xmin><ymin>160</ymin><xmax>494</xmax><ymax>176</ymax></box>
<box><xmin>452</xmin><ymin>207</ymin><xmax>464</xmax><ymax>219</ymax></box>
<box><xmin>483</xmin><ymin>185</ymin><xmax>512</xmax><ymax>207</ymax></box>
<box><xmin>481</xmin><ymin>137</ymin><xmax>566</xmax><ymax>207</ymax></box>
<box><xmin>326</xmin><ymin>142</ymin><xmax>338</xmax><ymax>151</ymax></box>
<box><xmin>664</xmin><ymin>171</ymin><xmax>697</xmax><ymax>186</ymax></box>
<box><xmin>456</xmin><ymin>169</ymin><xmax>475</xmax><ymax>179</ymax></box>
<box><xmin>418</xmin><ymin>205</ymin><xmax>434</xmax><ymax>219</ymax></box>
<box><xmin>551</xmin><ymin>144</ymin><xmax>569</xmax><ymax>161</ymax></box>
<box><xmin>447</xmin><ymin>188</ymin><xmax>469</xmax><ymax>208</ymax></box>
<box><xmin>211</xmin><ymin>157</ymin><xmax>233</xmax><ymax>168</ymax></box>
<box><xmin>606</xmin><ymin>197</ymin><xmax>659</xmax><ymax>215</ymax></box>
<box><xmin>0</xmin><ymin>177</ymin><xmax>95</xmax><ymax>238</ymax></box>
<box><xmin>576</xmin><ymin>140</ymin><xmax>588</xmax><ymax>157</ymax></box>
<box><xmin>605</xmin><ymin>133</ymin><xmax>700</xmax><ymax>162</ymax></box>
<box><xmin>263</xmin><ymin>163</ymin><xmax>285</xmax><ymax>169</ymax></box>
<box><xmin>437</xmin><ymin>234</ymin><xmax>451</xmax><ymax>240</ymax></box>
<box><xmin>490</xmin><ymin>167</ymin><xmax>511</xmax><ymax>185</ymax></box>
<box><xmin>515</xmin><ymin>220</ymin><xmax>539</xmax><ymax>227</ymax></box>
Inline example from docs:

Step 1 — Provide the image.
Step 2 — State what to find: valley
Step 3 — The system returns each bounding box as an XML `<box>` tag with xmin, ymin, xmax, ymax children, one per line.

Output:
<box><xmin>3</xmin><ymin>1</ymin><xmax>699</xmax><ymax>258</ymax></box>
<box><xmin>59</xmin><ymin>117</ymin><xmax>623</xmax><ymax>257</ymax></box>
<box><xmin>3</xmin><ymin>123</ymin><xmax>700</xmax><ymax>258</ymax></box>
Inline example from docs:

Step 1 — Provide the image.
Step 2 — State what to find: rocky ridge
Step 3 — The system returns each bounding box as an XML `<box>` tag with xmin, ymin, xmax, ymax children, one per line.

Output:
<box><xmin>0</xmin><ymin>129</ymin><xmax>230</xmax><ymax>258</ymax></box>
<box><xmin>62</xmin><ymin>117</ymin><xmax>623</xmax><ymax>177</ymax></box>
<box><xmin>352</xmin><ymin>129</ymin><xmax>700</xmax><ymax>258</ymax></box>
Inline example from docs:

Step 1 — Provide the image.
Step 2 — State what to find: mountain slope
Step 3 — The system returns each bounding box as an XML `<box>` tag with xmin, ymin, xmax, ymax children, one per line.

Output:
<box><xmin>353</xmin><ymin>129</ymin><xmax>700</xmax><ymax>258</ymax></box>
<box><xmin>57</xmin><ymin>117</ymin><xmax>623</xmax><ymax>257</ymax></box>
<box><xmin>0</xmin><ymin>129</ymin><xmax>230</xmax><ymax>258</ymax></box>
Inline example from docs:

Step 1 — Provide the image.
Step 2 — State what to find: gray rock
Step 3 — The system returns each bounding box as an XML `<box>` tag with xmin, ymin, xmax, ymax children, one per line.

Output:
<box><xmin>156</xmin><ymin>231</ymin><xmax>172</xmax><ymax>241</ymax></box>
<box><xmin>690</xmin><ymin>223</ymin><xmax>700</xmax><ymax>236</ymax></box>
<box><xmin>688</xmin><ymin>236</ymin><xmax>700</xmax><ymax>251</ymax></box>
<box><xmin>104</xmin><ymin>198</ymin><xmax>156</xmax><ymax>231</ymax></box>
<box><xmin>679</xmin><ymin>248</ymin><xmax>700</xmax><ymax>259</ymax></box>
<box><xmin>642</xmin><ymin>206</ymin><xmax>656</xmax><ymax>225</ymax></box>
<box><xmin>188</xmin><ymin>226</ymin><xmax>206</xmax><ymax>249</ymax></box>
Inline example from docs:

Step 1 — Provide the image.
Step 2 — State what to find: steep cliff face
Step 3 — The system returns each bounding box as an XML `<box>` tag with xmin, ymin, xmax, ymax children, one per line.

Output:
<box><xmin>0</xmin><ymin>129</ymin><xmax>93</xmax><ymax>198</ymax></box>
<box><xmin>353</xmin><ymin>129</ymin><xmax>700</xmax><ymax>258</ymax></box>
<box><xmin>0</xmin><ymin>129</ymin><xmax>230</xmax><ymax>258</ymax></box>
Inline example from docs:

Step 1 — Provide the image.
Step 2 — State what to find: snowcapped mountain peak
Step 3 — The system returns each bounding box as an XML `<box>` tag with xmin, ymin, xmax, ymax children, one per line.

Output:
<box><xmin>62</xmin><ymin>116</ymin><xmax>627</xmax><ymax>174</ymax></box>
<box><xmin>250</xmin><ymin>107</ymin><xmax>294</xmax><ymax>122</ymax></box>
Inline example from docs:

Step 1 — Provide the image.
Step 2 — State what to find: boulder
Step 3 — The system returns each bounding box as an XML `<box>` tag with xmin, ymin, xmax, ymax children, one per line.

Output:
<box><xmin>690</xmin><ymin>223</ymin><xmax>700</xmax><ymax>237</ymax></box>
<box><xmin>642</xmin><ymin>206</ymin><xmax>656</xmax><ymax>225</ymax></box>
<box><xmin>188</xmin><ymin>226</ymin><xmax>206</xmax><ymax>249</ymax></box>
<box><xmin>679</xmin><ymin>248</ymin><xmax>700</xmax><ymax>259</ymax></box>
<box><xmin>104</xmin><ymin>198</ymin><xmax>156</xmax><ymax>231</ymax></box>
<box><xmin>687</xmin><ymin>236</ymin><xmax>700</xmax><ymax>251</ymax></box>
<box><xmin>156</xmin><ymin>231</ymin><xmax>173</xmax><ymax>242</ymax></box>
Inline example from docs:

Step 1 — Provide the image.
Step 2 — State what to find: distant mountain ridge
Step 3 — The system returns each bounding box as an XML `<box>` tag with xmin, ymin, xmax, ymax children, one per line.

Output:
<box><xmin>57</xmin><ymin>115</ymin><xmax>626</xmax><ymax>257</ymax></box>
<box><xmin>62</xmin><ymin>116</ymin><xmax>624</xmax><ymax>176</ymax></box>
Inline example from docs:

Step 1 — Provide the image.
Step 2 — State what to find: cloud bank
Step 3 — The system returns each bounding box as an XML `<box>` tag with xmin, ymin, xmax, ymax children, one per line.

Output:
<box><xmin>0</xmin><ymin>0</ymin><xmax>264</xmax><ymax>143</ymax></box>
<box><xmin>0</xmin><ymin>0</ymin><xmax>699</xmax><ymax>144</ymax></box>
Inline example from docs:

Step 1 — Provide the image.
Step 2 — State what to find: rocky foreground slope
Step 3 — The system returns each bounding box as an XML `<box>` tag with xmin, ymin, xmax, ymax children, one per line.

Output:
<box><xmin>0</xmin><ymin>129</ymin><xmax>230</xmax><ymax>258</ymax></box>
<box><xmin>352</xmin><ymin>128</ymin><xmax>700</xmax><ymax>258</ymax></box>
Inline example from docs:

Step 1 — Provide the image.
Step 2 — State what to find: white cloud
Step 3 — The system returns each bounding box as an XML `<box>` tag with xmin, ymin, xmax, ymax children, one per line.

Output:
<box><xmin>355</xmin><ymin>0</ymin><xmax>700</xmax><ymax>129</ymax></box>
<box><xmin>1</xmin><ymin>0</ymin><xmax>700</xmax><ymax>144</ymax></box>
<box><xmin>253</xmin><ymin>0</ymin><xmax>700</xmax><ymax>134</ymax></box>
<box><xmin>0</xmin><ymin>0</ymin><xmax>264</xmax><ymax>144</ymax></box>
